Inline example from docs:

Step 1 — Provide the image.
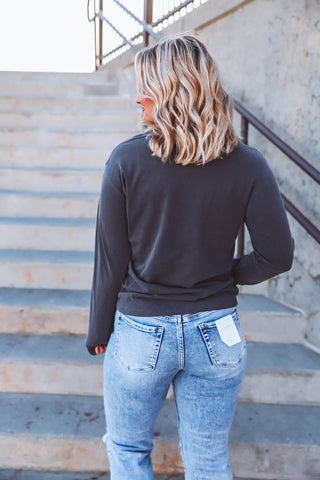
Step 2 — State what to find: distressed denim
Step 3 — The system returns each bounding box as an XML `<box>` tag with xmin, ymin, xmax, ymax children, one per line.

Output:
<box><xmin>103</xmin><ymin>306</ymin><xmax>247</xmax><ymax>480</ymax></box>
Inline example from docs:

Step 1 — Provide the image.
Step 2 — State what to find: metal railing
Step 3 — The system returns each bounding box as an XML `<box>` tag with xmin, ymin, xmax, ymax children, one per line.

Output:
<box><xmin>87</xmin><ymin>0</ymin><xmax>320</xmax><ymax>258</ymax></box>
<box><xmin>234</xmin><ymin>100</ymin><xmax>320</xmax><ymax>256</ymax></box>
<box><xmin>87</xmin><ymin>0</ymin><xmax>207</xmax><ymax>69</ymax></box>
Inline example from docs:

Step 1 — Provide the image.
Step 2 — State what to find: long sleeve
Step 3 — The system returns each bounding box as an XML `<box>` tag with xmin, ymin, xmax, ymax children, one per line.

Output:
<box><xmin>86</xmin><ymin>156</ymin><xmax>131</xmax><ymax>355</ymax></box>
<box><xmin>232</xmin><ymin>154</ymin><xmax>295</xmax><ymax>285</ymax></box>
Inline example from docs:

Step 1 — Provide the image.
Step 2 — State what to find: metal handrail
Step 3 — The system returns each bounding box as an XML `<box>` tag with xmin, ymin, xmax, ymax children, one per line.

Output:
<box><xmin>112</xmin><ymin>0</ymin><xmax>161</xmax><ymax>42</ymax></box>
<box><xmin>234</xmin><ymin>99</ymin><xmax>320</xmax><ymax>255</ymax></box>
<box><xmin>87</xmin><ymin>0</ymin><xmax>95</xmax><ymax>22</ymax></box>
<box><xmin>282</xmin><ymin>194</ymin><xmax>320</xmax><ymax>244</ymax></box>
<box><xmin>233</xmin><ymin>100</ymin><xmax>320</xmax><ymax>185</ymax></box>
<box><xmin>96</xmin><ymin>11</ymin><xmax>140</xmax><ymax>53</ymax></box>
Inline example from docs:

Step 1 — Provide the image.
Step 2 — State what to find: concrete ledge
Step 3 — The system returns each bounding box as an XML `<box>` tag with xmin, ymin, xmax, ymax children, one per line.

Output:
<box><xmin>0</xmin><ymin>472</ymin><xmax>186</xmax><ymax>480</ymax></box>
<box><xmin>0</xmin><ymin>81</ymin><xmax>118</xmax><ymax>98</ymax></box>
<box><xmin>0</xmin><ymin>333</ymin><xmax>319</xmax><ymax>404</ymax></box>
<box><xmin>0</xmin><ymin>288</ymin><xmax>92</xmax><ymax>335</ymax></box>
<box><xmin>0</xmin><ymin>289</ymin><xmax>305</xmax><ymax>343</ymax></box>
<box><xmin>0</xmin><ymin>129</ymin><xmax>138</xmax><ymax>149</ymax></box>
<box><xmin>0</xmin><ymin>249</ymin><xmax>94</xmax><ymax>289</ymax></box>
<box><xmin>0</xmin><ymin>191</ymin><xmax>99</xmax><ymax>218</ymax></box>
<box><xmin>237</xmin><ymin>294</ymin><xmax>306</xmax><ymax>343</ymax></box>
<box><xmin>0</xmin><ymin>147</ymin><xmax>112</xmax><ymax>169</ymax></box>
<box><xmin>0</xmin><ymin>168</ymin><xmax>103</xmax><ymax>193</ymax></box>
<box><xmin>0</xmin><ymin>111</ymin><xmax>140</xmax><ymax>130</ymax></box>
<box><xmin>0</xmin><ymin>393</ymin><xmax>319</xmax><ymax>478</ymax></box>
<box><xmin>0</xmin><ymin>96</ymin><xmax>131</xmax><ymax>114</ymax></box>
<box><xmin>0</xmin><ymin>220</ymin><xmax>96</xmax><ymax>251</ymax></box>
<box><xmin>0</xmin><ymin>71</ymin><xmax>111</xmax><ymax>83</ymax></box>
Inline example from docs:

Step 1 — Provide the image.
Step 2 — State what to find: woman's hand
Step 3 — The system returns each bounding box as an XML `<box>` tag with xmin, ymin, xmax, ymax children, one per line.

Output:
<box><xmin>95</xmin><ymin>344</ymin><xmax>107</xmax><ymax>355</ymax></box>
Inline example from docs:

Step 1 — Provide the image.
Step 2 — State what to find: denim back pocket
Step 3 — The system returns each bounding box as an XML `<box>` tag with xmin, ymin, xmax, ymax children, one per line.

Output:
<box><xmin>114</xmin><ymin>313</ymin><xmax>164</xmax><ymax>371</ymax></box>
<box><xmin>198</xmin><ymin>309</ymin><xmax>247</xmax><ymax>367</ymax></box>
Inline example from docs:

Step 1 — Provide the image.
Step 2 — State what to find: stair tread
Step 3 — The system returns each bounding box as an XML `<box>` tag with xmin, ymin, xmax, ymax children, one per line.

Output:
<box><xmin>0</xmin><ymin>472</ymin><xmax>186</xmax><ymax>480</ymax></box>
<box><xmin>0</xmin><ymin>71</ymin><xmax>111</xmax><ymax>80</ymax></box>
<box><xmin>0</xmin><ymin>166</ymin><xmax>103</xmax><ymax>172</ymax></box>
<box><xmin>1</xmin><ymin>393</ymin><xmax>319</xmax><ymax>447</ymax></box>
<box><xmin>0</xmin><ymin>217</ymin><xmax>96</xmax><ymax>226</ymax></box>
<box><xmin>0</xmin><ymin>473</ymin><xmax>259</xmax><ymax>480</ymax></box>
<box><xmin>0</xmin><ymin>333</ymin><xmax>319</xmax><ymax>370</ymax></box>
<box><xmin>0</xmin><ymin>287</ymin><xmax>90</xmax><ymax>306</ymax></box>
<box><xmin>0</xmin><ymin>127</ymin><xmax>136</xmax><ymax>133</ymax></box>
<box><xmin>0</xmin><ymin>189</ymin><xmax>98</xmax><ymax>197</ymax></box>
<box><xmin>237</xmin><ymin>293</ymin><xmax>301</xmax><ymax>314</ymax></box>
<box><xmin>0</xmin><ymin>146</ymin><xmax>113</xmax><ymax>151</ymax></box>
<box><xmin>0</xmin><ymin>249</ymin><xmax>94</xmax><ymax>263</ymax></box>
<box><xmin>0</xmin><ymin>287</ymin><xmax>303</xmax><ymax>315</ymax></box>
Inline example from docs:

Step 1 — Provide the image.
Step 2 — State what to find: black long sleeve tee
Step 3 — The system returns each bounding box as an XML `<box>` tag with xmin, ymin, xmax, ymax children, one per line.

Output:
<box><xmin>86</xmin><ymin>131</ymin><xmax>295</xmax><ymax>355</ymax></box>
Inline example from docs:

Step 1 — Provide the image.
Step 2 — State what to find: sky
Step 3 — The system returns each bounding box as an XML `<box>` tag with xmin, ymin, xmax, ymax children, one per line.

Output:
<box><xmin>0</xmin><ymin>0</ymin><xmax>95</xmax><ymax>72</ymax></box>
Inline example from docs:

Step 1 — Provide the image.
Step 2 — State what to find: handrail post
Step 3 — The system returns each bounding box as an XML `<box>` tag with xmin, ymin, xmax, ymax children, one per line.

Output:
<box><xmin>236</xmin><ymin>115</ymin><xmax>249</xmax><ymax>258</ymax></box>
<box><xmin>98</xmin><ymin>0</ymin><xmax>103</xmax><ymax>68</ymax></box>
<box><xmin>93</xmin><ymin>0</ymin><xmax>98</xmax><ymax>70</ymax></box>
<box><xmin>241</xmin><ymin>115</ymin><xmax>249</xmax><ymax>145</ymax></box>
<box><xmin>143</xmin><ymin>0</ymin><xmax>153</xmax><ymax>47</ymax></box>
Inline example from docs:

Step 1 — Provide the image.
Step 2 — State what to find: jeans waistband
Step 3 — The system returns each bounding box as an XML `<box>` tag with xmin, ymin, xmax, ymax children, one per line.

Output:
<box><xmin>116</xmin><ymin>306</ymin><xmax>237</xmax><ymax>324</ymax></box>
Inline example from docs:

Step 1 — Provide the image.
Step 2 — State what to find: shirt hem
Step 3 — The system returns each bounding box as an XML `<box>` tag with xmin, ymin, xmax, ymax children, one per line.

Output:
<box><xmin>116</xmin><ymin>292</ymin><xmax>238</xmax><ymax>317</ymax></box>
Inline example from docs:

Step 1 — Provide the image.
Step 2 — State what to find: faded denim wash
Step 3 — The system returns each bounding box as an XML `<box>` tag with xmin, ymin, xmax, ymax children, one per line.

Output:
<box><xmin>103</xmin><ymin>305</ymin><xmax>247</xmax><ymax>480</ymax></box>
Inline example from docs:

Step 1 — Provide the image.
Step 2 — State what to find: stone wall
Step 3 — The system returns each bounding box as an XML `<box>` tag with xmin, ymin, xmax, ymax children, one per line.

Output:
<box><xmin>100</xmin><ymin>0</ymin><xmax>320</xmax><ymax>348</ymax></box>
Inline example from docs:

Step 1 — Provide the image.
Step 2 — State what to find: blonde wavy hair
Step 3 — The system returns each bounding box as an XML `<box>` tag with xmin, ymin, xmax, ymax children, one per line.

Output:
<box><xmin>134</xmin><ymin>33</ymin><xmax>241</xmax><ymax>166</ymax></box>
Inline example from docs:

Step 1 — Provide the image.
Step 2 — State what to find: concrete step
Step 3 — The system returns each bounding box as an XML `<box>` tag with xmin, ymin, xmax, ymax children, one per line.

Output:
<box><xmin>237</xmin><ymin>293</ymin><xmax>305</xmax><ymax>343</ymax></box>
<box><xmin>0</xmin><ymin>96</ymin><xmax>131</xmax><ymax>114</ymax></box>
<box><xmin>0</xmin><ymin>129</ymin><xmax>139</xmax><ymax>148</ymax></box>
<box><xmin>0</xmin><ymin>111</ymin><xmax>140</xmax><ymax>130</ymax></box>
<box><xmin>0</xmin><ymin>288</ymin><xmax>91</xmax><ymax>336</ymax></box>
<box><xmin>0</xmin><ymin>250</ymin><xmax>93</xmax><ymax>290</ymax></box>
<box><xmin>0</xmin><ymin>393</ymin><xmax>319</xmax><ymax>479</ymax></box>
<box><xmin>0</xmin><ymin>82</ymin><xmax>118</xmax><ymax>98</ymax></box>
<box><xmin>0</xmin><ymin>289</ymin><xmax>305</xmax><ymax>343</ymax></box>
<box><xmin>0</xmin><ymin>472</ymin><xmax>186</xmax><ymax>480</ymax></box>
<box><xmin>0</xmin><ymin>218</ymin><xmax>96</xmax><ymax>251</ymax></box>
<box><xmin>0</xmin><ymin>167</ymin><xmax>103</xmax><ymax>193</ymax></box>
<box><xmin>0</xmin><ymin>71</ymin><xmax>111</xmax><ymax>84</ymax></box>
<box><xmin>0</xmin><ymin>191</ymin><xmax>98</xmax><ymax>218</ymax></box>
<box><xmin>0</xmin><ymin>333</ymin><xmax>319</xmax><ymax>404</ymax></box>
<box><xmin>0</xmin><ymin>147</ymin><xmax>111</xmax><ymax>169</ymax></box>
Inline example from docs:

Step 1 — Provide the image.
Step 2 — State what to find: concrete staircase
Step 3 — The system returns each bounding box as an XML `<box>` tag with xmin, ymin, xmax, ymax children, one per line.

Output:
<box><xmin>0</xmin><ymin>71</ymin><xmax>319</xmax><ymax>480</ymax></box>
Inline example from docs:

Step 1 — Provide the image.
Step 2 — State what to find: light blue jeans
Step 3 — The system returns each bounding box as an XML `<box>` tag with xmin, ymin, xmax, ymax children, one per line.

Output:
<box><xmin>103</xmin><ymin>306</ymin><xmax>247</xmax><ymax>480</ymax></box>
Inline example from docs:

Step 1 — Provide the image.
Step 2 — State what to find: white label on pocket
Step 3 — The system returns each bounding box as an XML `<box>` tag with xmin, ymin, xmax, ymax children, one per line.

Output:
<box><xmin>215</xmin><ymin>314</ymin><xmax>241</xmax><ymax>346</ymax></box>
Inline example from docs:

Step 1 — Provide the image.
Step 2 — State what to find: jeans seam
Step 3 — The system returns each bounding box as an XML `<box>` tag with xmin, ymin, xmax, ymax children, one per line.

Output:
<box><xmin>151</xmin><ymin>327</ymin><xmax>164</xmax><ymax>368</ymax></box>
<box><xmin>174</xmin><ymin>394</ymin><xmax>186</xmax><ymax>479</ymax></box>
<box><xmin>198</xmin><ymin>323</ymin><xmax>216</xmax><ymax>365</ymax></box>
<box><xmin>118</xmin><ymin>313</ymin><xmax>162</xmax><ymax>333</ymax></box>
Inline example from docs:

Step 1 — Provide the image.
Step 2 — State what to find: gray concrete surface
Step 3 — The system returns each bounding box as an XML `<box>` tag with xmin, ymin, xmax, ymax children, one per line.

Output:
<box><xmin>0</xmin><ymin>287</ymin><xmax>91</xmax><ymax>306</ymax></box>
<box><xmin>1</xmin><ymin>332</ymin><xmax>319</xmax><ymax>402</ymax></box>
<box><xmin>0</xmin><ymin>394</ymin><xmax>319</xmax><ymax>477</ymax></box>
<box><xmin>0</xmin><ymin>472</ymin><xmax>259</xmax><ymax>480</ymax></box>
<box><xmin>0</xmin><ymin>250</ymin><xmax>94</xmax><ymax>263</ymax></box>
<box><xmin>0</xmin><ymin>218</ymin><xmax>96</xmax><ymax>226</ymax></box>
<box><xmin>1</xmin><ymin>394</ymin><xmax>319</xmax><ymax>446</ymax></box>
<box><xmin>1</xmin><ymin>333</ymin><xmax>319</xmax><ymax>369</ymax></box>
<box><xmin>0</xmin><ymin>473</ymin><xmax>187</xmax><ymax>480</ymax></box>
<box><xmin>0</xmin><ymin>290</ymin><xmax>306</xmax><ymax>342</ymax></box>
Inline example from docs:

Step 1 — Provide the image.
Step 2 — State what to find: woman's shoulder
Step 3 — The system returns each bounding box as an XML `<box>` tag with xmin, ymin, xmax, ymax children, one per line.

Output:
<box><xmin>112</xmin><ymin>131</ymin><xmax>149</xmax><ymax>154</ymax></box>
<box><xmin>229</xmin><ymin>141</ymin><xmax>270</xmax><ymax>172</ymax></box>
<box><xmin>106</xmin><ymin>132</ymin><xmax>149</xmax><ymax>167</ymax></box>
